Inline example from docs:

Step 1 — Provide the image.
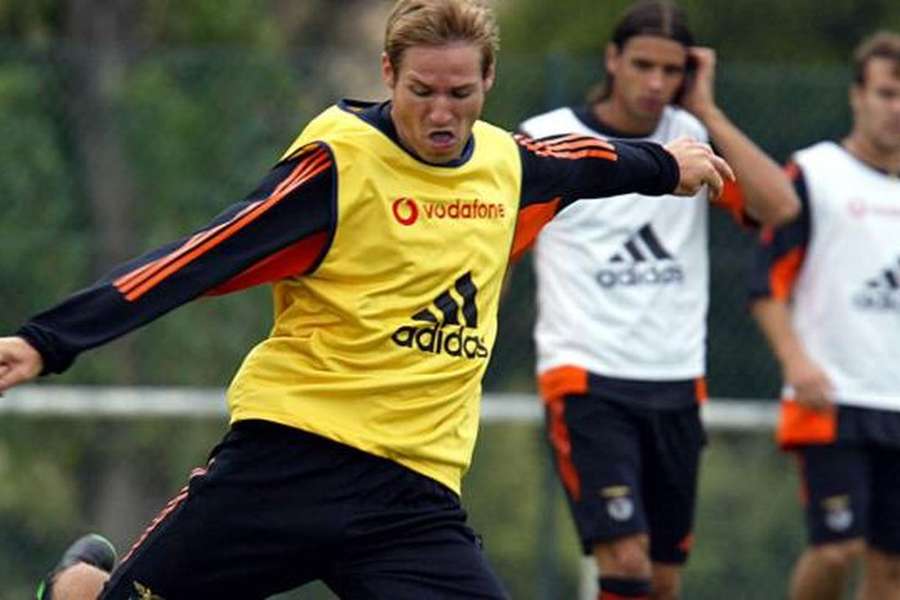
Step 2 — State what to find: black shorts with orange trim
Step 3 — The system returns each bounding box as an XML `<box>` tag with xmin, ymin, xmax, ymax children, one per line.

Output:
<box><xmin>543</xmin><ymin>376</ymin><xmax>707</xmax><ymax>564</ymax></box>
<box><xmin>795</xmin><ymin>442</ymin><xmax>900</xmax><ymax>553</ymax></box>
<box><xmin>100</xmin><ymin>420</ymin><xmax>509</xmax><ymax>600</ymax></box>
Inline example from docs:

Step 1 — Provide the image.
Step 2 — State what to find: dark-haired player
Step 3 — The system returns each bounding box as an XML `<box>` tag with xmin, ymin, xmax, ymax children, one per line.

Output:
<box><xmin>519</xmin><ymin>1</ymin><xmax>799</xmax><ymax>598</ymax></box>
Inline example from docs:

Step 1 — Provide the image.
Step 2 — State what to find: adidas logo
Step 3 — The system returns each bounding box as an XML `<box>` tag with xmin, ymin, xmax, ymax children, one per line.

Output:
<box><xmin>391</xmin><ymin>272</ymin><xmax>489</xmax><ymax>360</ymax></box>
<box><xmin>596</xmin><ymin>224</ymin><xmax>684</xmax><ymax>289</ymax></box>
<box><xmin>853</xmin><ymin>258</ymin><xmax>900</xmax><ymax>312</ymax></box>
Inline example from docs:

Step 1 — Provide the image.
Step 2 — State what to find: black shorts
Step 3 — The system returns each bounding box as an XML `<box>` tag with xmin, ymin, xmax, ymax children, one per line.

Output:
<box><xmin>101</xmin><ymin>420</ymin><xmax>509</xmax><ymax>599</ymax></box>
<box><xmin>544</xmin><ymin>379</ymin><xmax>706</xmax><ymax>564</ymax></box>
<box><xmin>796</xmin><ymin>443</ymin><xmax>900</xmax><ymax>553</ymax></box>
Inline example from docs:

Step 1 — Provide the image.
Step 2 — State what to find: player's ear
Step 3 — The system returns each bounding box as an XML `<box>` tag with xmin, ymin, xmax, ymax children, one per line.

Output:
<box><xmin>483</xmin><ymin>63</ymin><xmax>496</xmax><ymax>93</ymax></box>
<box><xmin>605</xmin><ymin>43</ymin><xmax>620</xmax><ymax>77</ymax></box>
<box><xmin>381</xmin><ymin>52</ymin><xmax>396</xmax><ymax>89</ymax></box>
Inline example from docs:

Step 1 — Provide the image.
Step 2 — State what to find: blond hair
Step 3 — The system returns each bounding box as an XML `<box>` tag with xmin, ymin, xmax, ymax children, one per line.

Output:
<box><xmin>853</xmin><ymin>30</ymin><xmax>900</xmax><ymax>85</ymax></box>
<box><xmin>384</xmin><ymin>0</ymin><xmax>500</xmax><ymax>77</ymax></box>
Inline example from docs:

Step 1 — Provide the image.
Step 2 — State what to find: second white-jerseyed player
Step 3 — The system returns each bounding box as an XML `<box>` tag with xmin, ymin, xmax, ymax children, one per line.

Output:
<box><xmin>522</xmin><ymin>105</ymin><xmax>714</xmax><ymax>381</ymax></box>
<box><xmin>519</xmin><ymin>103</ymin><xmax>747</xmax><ymax>572</ymax></box>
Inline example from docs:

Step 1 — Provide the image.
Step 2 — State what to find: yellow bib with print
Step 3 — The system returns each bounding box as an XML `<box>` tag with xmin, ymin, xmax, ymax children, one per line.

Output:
<box><xmin>227</xmin><ymin>104</ymin><xmax>521</xmax><ymax>494</ymax></box>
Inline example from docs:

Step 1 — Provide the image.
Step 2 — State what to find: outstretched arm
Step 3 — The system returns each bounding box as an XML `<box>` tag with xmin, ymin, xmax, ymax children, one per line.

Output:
<box><xmin>510</xmin><ymin>133</ymin><xmax>733</xmax><ymax>261</ymax></box>
<box><xmin>6</xmin><ymin>143</ymin><xmax>336</xmax><ymax>384</ymax></box>
<box><xmin>680</xmin><ymin>47</ymin><xmax>799</xmax><ymax>225</ymax></box>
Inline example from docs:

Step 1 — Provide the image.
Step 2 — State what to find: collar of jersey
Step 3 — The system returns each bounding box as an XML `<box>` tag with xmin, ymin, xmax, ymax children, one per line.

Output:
<box><xmin>572</xmin><ymin>104</ymin><xmax>658</xmax><ymax>141</ymax></box>
<box><xmin>338</xmin><ymin>99</ymin><xmax>476</xmax><ymax>168</ymax></box>
<box><xmin>837</xmin><ymin>140</ymin><xmax>899</xmax><ymax>179</ymax></box>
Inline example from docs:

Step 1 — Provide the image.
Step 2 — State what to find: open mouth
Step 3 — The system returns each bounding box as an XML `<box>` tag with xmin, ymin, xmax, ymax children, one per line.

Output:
<box><xmin>428</xmin><ymin>131</ymin><xmax>457</xmax><ymax>149</ymax></box>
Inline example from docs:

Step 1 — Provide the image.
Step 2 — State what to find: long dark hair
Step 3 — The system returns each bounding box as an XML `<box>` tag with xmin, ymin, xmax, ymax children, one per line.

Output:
<box><xmin>589</xmin><ymin>0</ymin><xmax>695</xmax><ymax>103</ymax></box>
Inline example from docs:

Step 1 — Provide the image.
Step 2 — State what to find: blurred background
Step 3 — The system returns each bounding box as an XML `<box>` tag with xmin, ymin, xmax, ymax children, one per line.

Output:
<box><xmin>1</xmin><ymin>0</ymin><xmax>898</xmax><ymax>598</ymax></box>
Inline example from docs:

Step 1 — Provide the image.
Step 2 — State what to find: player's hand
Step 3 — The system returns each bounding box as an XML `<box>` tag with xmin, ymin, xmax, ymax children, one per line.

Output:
<box><xmin>0</xmin><ymin>336</ymin><xmax>43</xmax><ymax>393</ymax></box>
<box><xmin>679</xmin><ymin>47</ymin><xmax>717</xmax><ymax>119</ymax></box>
<box><xmin>664</xmin><ymin>137</ymin><xmax>735</xmax><ymax>200</ymax></box>
<box><xmin>784</xmin><ymin>354</ymin><xmax>834</xmax><ymax>411</ymax></box>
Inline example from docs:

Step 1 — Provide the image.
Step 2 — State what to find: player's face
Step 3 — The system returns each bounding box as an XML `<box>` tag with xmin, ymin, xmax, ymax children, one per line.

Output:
<box><xmin>383</xmin><ymin>43</ymin><xmax>494</xmax><ymax>164</ymax></box>
<box><xmin>852</xmin><ymin>58</ymin><xmax>900</xmax><ymax>153</ymax></box>
<box><xmin>606</xmin><ymin>35</ymin><xmax>688</xmax><ymax>125</ymax></box>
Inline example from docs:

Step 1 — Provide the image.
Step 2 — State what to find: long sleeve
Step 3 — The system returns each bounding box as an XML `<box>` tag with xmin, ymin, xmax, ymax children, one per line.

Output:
<box><xmin>510</xmin><ymin>133</ymin><xmax>680</xmax><ymax>261</ymax></box>
<box><xmin>18</xmin><ymin>143</ymin><xmax>337</xmax><ymax>375</ymax></box>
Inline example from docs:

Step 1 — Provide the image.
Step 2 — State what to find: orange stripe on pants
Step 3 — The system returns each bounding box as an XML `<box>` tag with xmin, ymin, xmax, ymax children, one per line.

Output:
<box><xmin>539</xmin><ymin>366</ymin><xmax>590</xmax><ymax>502</ymax></box>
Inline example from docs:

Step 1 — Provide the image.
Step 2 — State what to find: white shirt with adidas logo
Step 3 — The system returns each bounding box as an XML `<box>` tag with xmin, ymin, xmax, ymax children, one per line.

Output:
<box><xmin>520</xmin><ymin>105</ymin><xmax>712</xmax><ymax>381</ymax></box>
<box><xmin>787</xmin><ymin>141</ymin><xmax>900</xmax><ymax>411</ymax></box>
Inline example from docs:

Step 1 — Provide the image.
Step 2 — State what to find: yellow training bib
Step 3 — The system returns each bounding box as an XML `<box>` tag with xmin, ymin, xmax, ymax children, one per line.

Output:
<box><xmin>227</xmin><ymin>103</ymin><xmax>522</xmax><ymax>494</ymax></box>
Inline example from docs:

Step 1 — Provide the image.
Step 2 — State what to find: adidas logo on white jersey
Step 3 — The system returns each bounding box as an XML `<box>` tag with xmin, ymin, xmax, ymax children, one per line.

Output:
<box><xmin>596</xmin><ymin>224</ymin><xmax>684</xmax><ymax>289</ymax></box>
<box><xmin>854</xmin><ymin>258</ymin><xmax>900</xmax><ymax>312</ymax></box>
<box><xmin>391</xmin><ymin>272</ymin><xmax>489</xmax><ymax>359</ymax></box>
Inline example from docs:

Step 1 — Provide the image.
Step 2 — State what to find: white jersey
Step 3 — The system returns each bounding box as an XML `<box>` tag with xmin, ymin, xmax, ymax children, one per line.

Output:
<box><xmin>788</xmin><ymin>141</ymin><xmax>900</xmax><ymax>411</ymax></box>
<box><xmin>520</xmin><ymin>105</ymin><xmax>711</xmax><ymax>380</ymax></box>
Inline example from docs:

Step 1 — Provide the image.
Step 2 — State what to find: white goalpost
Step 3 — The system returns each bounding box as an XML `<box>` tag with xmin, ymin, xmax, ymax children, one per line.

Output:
<box><xmin>0</xmin><ymin>385</ymin><xmax>776</xmax><ymax>428</ymax></box>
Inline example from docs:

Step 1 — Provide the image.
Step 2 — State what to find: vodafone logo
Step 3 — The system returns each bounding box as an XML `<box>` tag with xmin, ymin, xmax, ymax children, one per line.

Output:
<box><xmin>391</xmin><ymin>196</ymin><xmax>506</xmax><ymax>226</ymax></box>
<box><xmin>392</xmin><ymin>197</ymin><xmax>419</xmax><ymax>226</ymax></box>
<box><xmin>847</xmin><ymin>197</ymin><xmax>900</xmax><ymax>220</ymax></box>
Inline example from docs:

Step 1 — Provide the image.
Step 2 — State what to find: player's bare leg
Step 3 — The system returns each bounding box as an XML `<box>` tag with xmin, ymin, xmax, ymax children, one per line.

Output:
<box><xmin>789</xmin><ymin>539</ymin><xmax>863</xmax><ymax>600</ymax></box>
<box><xmin>50</xmin><ymin>564</ymin><xmax>109</xmax><ymax>600</ymax></box>
<box><xmin>37</xmin><ymin>533</ymin><xmax>117</xmax><ymax>600</ymax></box>
<box><xmin>856</xmin><ymin>546</ymin><xmax>900</xmax><ymax>600</ymax></box>
<box><xmin>650</xmin><ymin>562</ymin><xmax>682</xmax><ymax>600</ymax></box>
<box><xmin>594</xmin><ymin>533</ymin><xmax>652</xmax><ymax>599</ymax></box>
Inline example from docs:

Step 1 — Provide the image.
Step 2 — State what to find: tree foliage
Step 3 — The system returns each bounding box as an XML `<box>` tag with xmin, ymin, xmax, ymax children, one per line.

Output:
<box><xmin>0</xmin><ymin>0</ymin><xmax>894</xmax><ymax>596</ymax></box>
<box><xmin>498</xmin><ymin>0</ymin><xmax>900</xmax><ymax>63</ymax></box>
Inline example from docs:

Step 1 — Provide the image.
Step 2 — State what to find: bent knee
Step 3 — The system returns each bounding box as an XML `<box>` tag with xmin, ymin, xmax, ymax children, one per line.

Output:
<box><xmin>595</xmin><ymin>535</ymin><xmax>652</xmax><ymax>578</ymax></box>
<box><xmin>810</xmin><ymin>539</ymin><xmax>865</xmax><ymax>570</ymax></box>
<box><xmin>866</xmin><ymin>547</ymin><xmax>900</xmax><ymax>583</ymax></box>
<box><xmin>651</xmin><ymin>564</ymin><xmax>682</xmax><ymax>600</ymax></box>
<box><xmin>53</xmin><ymin>563</ymin><xmax>110</xmax><ymax>600</ymax></box>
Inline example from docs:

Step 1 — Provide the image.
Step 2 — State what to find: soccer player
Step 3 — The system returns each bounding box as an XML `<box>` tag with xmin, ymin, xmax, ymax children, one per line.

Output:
<box><xmin>0</xmin><ymin>1</ymin><xmax>733</xmax><ymax>599</ymax></box>
<box><xmin>749</xmin><ymin>31</ymin><xmax>900</xmax><ymax>600</ymax></box>
<box><xmin>517</xmin><ymin>2</ymin><xmax>800</xmax><ymax>599</ymax></box>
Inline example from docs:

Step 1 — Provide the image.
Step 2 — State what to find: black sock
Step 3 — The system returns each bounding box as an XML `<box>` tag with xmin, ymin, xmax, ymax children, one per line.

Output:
<box><xmin>598</xmin><ymin>575</ymin><xmax>651</xmax><ymax>599</ymax></box>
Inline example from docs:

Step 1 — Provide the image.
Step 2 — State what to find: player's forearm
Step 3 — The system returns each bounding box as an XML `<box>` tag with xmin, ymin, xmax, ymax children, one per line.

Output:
<box><xmin>516</xmin><ymin>136</ymin><xmax>679</xmax><ymax>212</ymax></box>
<box><xmin>749</xmin><ymin>297</ymin><xmax>808</xmax><ymax>370</ymax></box>
<box><xmin>601</xmin><ymin>140</ymin><xmax>681</xmax><ymax>198</ymax></box>
<box><xmin>701</xmin><ymin>107</ymin><xmax>800</xmax><ymax>225</ymax></box>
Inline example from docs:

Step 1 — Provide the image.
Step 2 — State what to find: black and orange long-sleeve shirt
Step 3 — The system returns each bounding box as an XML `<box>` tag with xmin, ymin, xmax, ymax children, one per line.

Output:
<box><xmin>19</xmin><ymin>99</ymin><xmax>678</xmax><ymax>492</ymax></box>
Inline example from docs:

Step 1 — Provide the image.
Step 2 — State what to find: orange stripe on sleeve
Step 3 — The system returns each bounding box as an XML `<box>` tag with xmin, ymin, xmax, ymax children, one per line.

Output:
<box><xmin>114</xmin><ymin>229</ymin><xmax>226</xmax><ymax>292</ymax></box>
<box><xmin>114</xmin><ymin>149</ymin><xmax>331</xmax><ymax>302</ymax></box>
<box><xmin>553</xmin><ymin>149</ymin><xmax>617</xmax><ymax>161</ymax></box>
<box><xmin>125</xmin><ymin>160</ymin><xmax>331</xmax><ymax>302</ymax></box>
<box><xmin>541</xmin><ymin>137</ymin><xmax>616</xmax><ymax>153</ymax></box>
<box><xmin>206</xmin><ymin>230</ymin><xmax>330</xmax><ymax>295</ymax></box>
<box><xmin>714</xmin><ymin>178</ymin><xmax>746</xmax><ymax>224</ymax></box>
<box><xmin>510</xmin><ymin>197</ymin><xmax>560</xmax><ymax>262</ymax></box>
<box><xmin>515</xmin><ymin>134</ymin><xmax>618</xmax><ymax>161</ymax></box>
<box><xmin>769</xmin><ymin>247</ymin><xmax>805</xmax><ymax>300</ymax></box>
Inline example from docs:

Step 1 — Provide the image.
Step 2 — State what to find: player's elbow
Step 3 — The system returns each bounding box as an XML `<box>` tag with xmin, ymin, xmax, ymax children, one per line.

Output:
<box><xmin>747</xmin><ymin>190</ymin><xmax>801</xmax><ymax>227</ymax></box>
<box><xmin>769</xmin><ymin>192</ymin><xmax>801</xmax><ymax>226</ymax></box>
